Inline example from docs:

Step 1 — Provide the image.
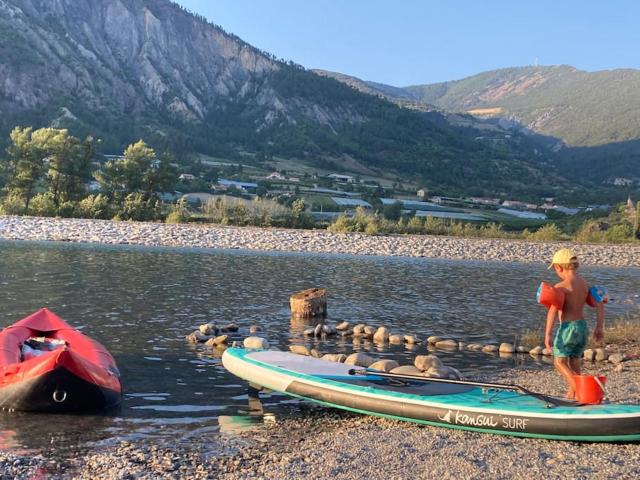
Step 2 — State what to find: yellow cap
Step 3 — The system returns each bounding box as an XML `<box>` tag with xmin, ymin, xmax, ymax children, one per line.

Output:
<box><xmin>548</xmin><ymin>248</ymin><xmax>578</xmax><ymax>269</ymax></box>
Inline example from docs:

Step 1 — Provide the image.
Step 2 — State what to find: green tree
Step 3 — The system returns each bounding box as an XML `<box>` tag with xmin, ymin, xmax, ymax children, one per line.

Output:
<box><xmin>31</xmin><ymin>128</ymin><xmax>93</xmax><ymax>206</ymax></box>
<box><xmin>2</xmin><ymin>127</ymin><xmax>46</xmax><ymax>213</ymax></box>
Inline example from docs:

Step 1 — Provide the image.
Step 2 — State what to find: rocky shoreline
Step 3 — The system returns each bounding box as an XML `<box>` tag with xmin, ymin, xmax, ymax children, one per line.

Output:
<box><xmin>2</xmin><ymin>215</ymin><xmax>640</xmax><ymax>267</ymax></box>
<box><xmin>4</xmin><ymin>360</ymin><xmax>637</xmax><ymax>479</ymax></box>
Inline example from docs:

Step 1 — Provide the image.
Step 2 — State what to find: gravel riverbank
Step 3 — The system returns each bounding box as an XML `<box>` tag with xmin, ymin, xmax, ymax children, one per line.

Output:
<box><xmin>3</xmin><ymin>360</ymin><xmax>638</xmax><ymax>479</ymax></box>
<box><xmin>2</xmin><ymin>216</ymin><xmax>640</xmax><ymax>267</ymax></box>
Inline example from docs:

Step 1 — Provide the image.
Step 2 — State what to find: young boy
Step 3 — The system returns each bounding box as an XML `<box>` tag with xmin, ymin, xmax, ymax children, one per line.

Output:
<box><xmin>544</xmin><ymin>248</ymin><xmax>605</xmax><ymax>399</ymax></box>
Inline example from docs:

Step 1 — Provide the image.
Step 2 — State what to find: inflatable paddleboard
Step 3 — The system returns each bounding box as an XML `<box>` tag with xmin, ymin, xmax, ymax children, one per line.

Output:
<box><xmin>222</xmin><ymin>348</ymin><xmax>640</xmax><ymax>442</ymax></box>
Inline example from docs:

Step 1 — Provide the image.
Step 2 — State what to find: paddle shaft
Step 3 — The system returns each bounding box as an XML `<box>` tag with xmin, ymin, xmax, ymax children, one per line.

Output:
<box><xmin>347</xmin><ymin>369</ymin><xmax>574</xmax><ymax>407</ymax></box>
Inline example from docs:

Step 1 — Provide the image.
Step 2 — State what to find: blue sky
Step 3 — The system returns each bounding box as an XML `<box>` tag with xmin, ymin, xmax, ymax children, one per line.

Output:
<box><xmin>176</xmin><ymin>1</ymin><xmax>640</xmax><ymax>86</ymax></box>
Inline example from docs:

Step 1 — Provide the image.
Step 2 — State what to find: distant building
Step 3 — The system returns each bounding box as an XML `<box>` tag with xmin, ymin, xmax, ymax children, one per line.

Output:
<box><xmin>328</xmin><ymin>173</ymin><xmax>355</xmax><ymax>183</ymax></box>
<box><xmin>179</xmin><ymin>173</ymin><xmax>196</xmax><ymax>181</ymax></box>
<box><xmin>498</xmin><ymin>208</ymin><xmax>546</xmax><ymax>220</ymax></box>
<box><xmin>417</xmin><ymin>188</ymin><xmax>428</xmax><ymax>200</ymax></box>
<box><xmin>288</xmin><ymin>176</ymin><xmax>301</xmax><ymax>183</ymax></box>
<box><xmin>266</xmin><ymin>171</ymin><xmax>286</xmax><ymax>180</ymax></box>
<box><xmin>502</xmin><ymin>200</ymin><xmax>537</xmax><ymax>210</ymax></box>
<box><xmin>554</xmin><ymin>206</ymin><xmax>580</xmax><ymax>216</ymax></box>
<box><xmin>467</xmin><ymin>196</ymin><xmax>501</xmax><ymax>206</ymax></box>
<box><xmin>332</xmin><ymin>198</ymin><xmax>372</xmax><ymax>209</ymax></box>
<box><xmin>217</xmin><ymin>179</ymin><xmax>258</xmax><ymax>191</ymax></box>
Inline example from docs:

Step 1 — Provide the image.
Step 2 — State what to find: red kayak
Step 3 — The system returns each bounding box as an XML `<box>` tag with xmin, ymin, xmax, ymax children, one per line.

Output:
<box><xmin>0</xmin><ymin>308</ymin><xmax>122</xmax><ymax>412</ymax></box>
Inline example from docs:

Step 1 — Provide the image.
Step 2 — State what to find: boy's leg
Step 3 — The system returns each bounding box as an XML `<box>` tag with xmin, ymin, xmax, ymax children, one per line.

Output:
<box><xmin>569</xmin><ymin>356</ymin><xmax>582</xmax><ymax>375</ymax></box>
<box><xmin>554</xmin><ymin>357</ymin><xmax>577</xmax><ymax>399</ymax></box>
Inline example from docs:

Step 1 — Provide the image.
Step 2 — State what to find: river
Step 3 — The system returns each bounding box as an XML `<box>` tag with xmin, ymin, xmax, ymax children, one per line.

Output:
<box><xmin>0</xmin><ymin>240</ymin><xmax>638</xmax><ymax>455</ymax></box>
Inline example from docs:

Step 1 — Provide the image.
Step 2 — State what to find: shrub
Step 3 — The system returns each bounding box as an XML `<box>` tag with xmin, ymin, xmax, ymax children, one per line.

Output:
<box><xmin>28</xmin><ymin>193</ymin><xmax>57</xmax><ymax>217</ymax></box>
<box><xmin>604</xmin><ymin>223</ymin><xmax>633</xmax><ymax>243</ymax></box>
<box><xmin>575</xmin><ymin>220</ymin><xmax>604</xmax><ymax>243</ymax></box>
<box><xmin>529</xmin><ymin>223</ymin><xmax>563</xmax><ymax>241</ymax></box>
<box><xmin>77</xmin><ymin>194</ymin><xmax>112</xmax><ymax>219</ymax></box>
<box><xmin>116</xmin><ymin>193</ymin><xmax>161</xmax><ymax>221</ymax></box>
<box><xmin>165</xmin><ymin>198</ymin><xmax>190</xmax><ymax>224</ymax></box>
<box><xmin>0</xmin><ymin>194</ymin><xmax>25</xmax><ymax>215</ymax></box>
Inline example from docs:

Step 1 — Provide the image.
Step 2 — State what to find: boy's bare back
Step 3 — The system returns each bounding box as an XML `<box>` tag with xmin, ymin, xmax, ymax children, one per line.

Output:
<box><xmin>555</xmin><ymin>274</ymin><xmax>588</xmax><ymax>321</ymax></box>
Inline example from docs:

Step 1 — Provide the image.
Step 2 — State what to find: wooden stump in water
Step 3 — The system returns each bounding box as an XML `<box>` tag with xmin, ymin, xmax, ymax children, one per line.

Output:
<box><xmin>290</xmin><ymin>288</ymin><xmax>327</xmax><ymax>319</ymax></box>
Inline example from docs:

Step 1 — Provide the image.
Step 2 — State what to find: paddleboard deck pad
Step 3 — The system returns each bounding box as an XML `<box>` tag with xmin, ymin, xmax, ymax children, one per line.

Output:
<box><xmin>222</xmin><ymin>348</ymin><xmax>640</xmax><ymax>442</ymax></box>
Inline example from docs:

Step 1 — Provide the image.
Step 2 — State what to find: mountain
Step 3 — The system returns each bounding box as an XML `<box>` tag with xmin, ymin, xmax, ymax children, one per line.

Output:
<box><xmin>321</xmin><ymin>66</ymin><xmax>640</xmax><ymax>185</ymax></box>
<box><xmin>404</xmin><ymin>65</ymin><xmax>640</xmax><ymax>148</ymax></box>
<box><xmin>0</xmin><ymin>0</ymin><xmax>565</xmax><ymax>199</ymax></box>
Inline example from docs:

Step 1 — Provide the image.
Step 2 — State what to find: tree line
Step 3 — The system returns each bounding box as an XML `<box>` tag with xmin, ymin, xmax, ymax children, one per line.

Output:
<box><xmin>0</xmin><ymin>127</ymin><xmax>178</xmax><ymax>220</ymax></box>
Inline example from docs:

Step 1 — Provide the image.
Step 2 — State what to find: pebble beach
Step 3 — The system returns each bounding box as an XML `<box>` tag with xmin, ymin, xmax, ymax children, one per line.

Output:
<box><xmin>1</xmin><ymin>215</ymin><xmax>640</xmax><ymax>479</ymax></box>
<box><xmin>1</xmin><ymin>215</ymin><xmax>640</xmax><ymax>267</ymax></box>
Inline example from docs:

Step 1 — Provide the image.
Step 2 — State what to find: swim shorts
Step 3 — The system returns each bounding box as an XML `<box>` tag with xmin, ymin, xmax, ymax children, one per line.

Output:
<box><xmin>553</xmin><ymin>320</ymin><xmax>588</xmax><ymax>358</ymax></box>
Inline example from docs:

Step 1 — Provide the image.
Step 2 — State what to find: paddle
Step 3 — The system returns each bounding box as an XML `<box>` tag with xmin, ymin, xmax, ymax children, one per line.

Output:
<box><xmin>347</xmin><ymin>368</ymin><xmax>580</xmax><ymax>408</ymax></box>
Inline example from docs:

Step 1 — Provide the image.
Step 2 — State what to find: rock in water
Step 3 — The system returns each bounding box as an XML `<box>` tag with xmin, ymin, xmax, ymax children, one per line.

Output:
<box><xmin>516</xmin><ymin>346</ymin><xmax>528</xmax><ymax>353</ymax></box>
<box><xmin>390</xmin><ymin>365</ymin><xmax>422</xmax><ymax>375</ymax></box>
<box><xmin>249</xmin><ymin>325</ymin><xmax>262</xmax><ymax>334</ymax></box>
<box><xmin>369</xmin><ymin>360</ymin><xmax>399</xmax><ymax>372</ymax></box>
<box><xmin>310</xmin><ymin>348</ymin><xmax>322</xmax><ymax>358</ymax></box>
<box><xmin>322</xmin><ymin>353</ymin><xmax>347</xmax><ymax>363</ymax></box>
<box><xmin>435</xmin><ymin>339</ymin><xmax>457</xmax><ymax>350</ymax></box>
<box><xmin>336</xmin><ymin>321</ymin><xmax>351</xmax><ymax>331</ymax></box>
<box><xmin>199</xmin><ymin>323</ymin><xmax>217</xmax><ymax>335</ymax></box>
<box><xmin>373</xmin><ymin>327</ymin><xmax>390</xmax><ymax>343</ymax></box>
<box><xmin>344</xmin><ymin>352</ymin><xmax>376</xmax><ymax>367</ymax></box>
<box><xmin>467</xmin><ymin>343</ymin><xmax>483</xmax><ymax>351</ymax></box>
<box><xmin>322</xmin><ymin>324</ymin><xmax>336</xmax><ymax>335</ymax></box>
<box><xmin>414</xmin><ymin>354</ymin><xmax>442</xmax><ymax>371</ymax></box>
<box><xmin>186</xmin><ymin>331</ymin><xmax>210</xmax><ymax>343</ymax></box>
<box><xmin>289</xmin><ymin>345</ymin><xmax>311</xmax><ymax>356</ymax></box>
<box><xmin>389</xmin><ymin>335</ymin><xmax>403</xmax><ymax>345</ymax></box>
<box><xmin>482</xmin><ymin>345</ymin><xmax>498</xmax><ymax>353</ymax></box>
<box><xmin>499</xmin><ymin>343</ymin><xmax>515</xmax><ymax>353</ymax></box>
<box><xmin>244</xmin><ymin>336</ymin><xmax>270</xmax><ymax>350</ymax></box>
<box><xmin>363</xmin><ymin>326</ymin><xmax>376</xmax><ymax>338</ymax></box>
<box><xmin>427</xmin><ymin>336</ymin><xmax>441</xmax><ymax>345</ymax></box>
<box><xmin>313</xmin><ymin>324</ymin><xmax>323</xmax><ymax>337</ymax></box>
<box><xmin>221</xmin><ymin>323</ymin><xmax>239</xmax><ymax>333</ymax></box>
<box><xmin>303</xmin><ymin>328</ymin><xmax>315</xmax><ymax>336</ymax></box>
<box><xmin>353</xmin><ymin>324</ymin><xmax>366</xmax><ymax>336</ymax></box>
<box><xmin>205</xmin><ymin>335</ymin><xmax>228</xmax><ymax>346</ymax></box>
<box><xmin>404</xmin><ymin>335</ymin><xmax>420</xmax><ymax>344</ymax></box>
<box><xmin>529</xmin><ymin>346</ymin><xmax>543</xmax><ymax>356</ymax></box>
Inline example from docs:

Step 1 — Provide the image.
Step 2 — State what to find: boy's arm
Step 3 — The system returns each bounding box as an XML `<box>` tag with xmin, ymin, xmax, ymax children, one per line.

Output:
<box><xmin>544</xmin><ymin>305</ymin><xmax>558</xmax><ymax>351</ymax></box>
<box><xmin>593</xmin><ymin>302</ymin><xmax>605</xmax><ymax>342</ymax></box>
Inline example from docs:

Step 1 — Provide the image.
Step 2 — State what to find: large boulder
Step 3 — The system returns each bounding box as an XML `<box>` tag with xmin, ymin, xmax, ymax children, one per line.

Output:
<box><xmin>404</xmin><ymin>335</ymin><xmax>420</xmax><ymax>344</ymax></box>
<box><xmin>344</xmin><ymin>352</ymin><xmax>376</xmax><ymax>367</ymax></box>
<box><xmin>369</xmin><ymin>359</ymin><xmax>399</xmax><ymax>372</ymax></box>
<box><xmin>363</xmin><ymin>326</ymin><xmax>376</xmax><ymax>338</ymax></box>
<box><xmin>583</xmin><ymin>348</ymin><xmax>595</xmax><ymax>361</ymax></box>
<box><xmin>595</xmin><ymin>348</ymin><xmax>609</xmax><ymax>362</ymax></box>
<box><xmin>352</xmin><ymin>324</ymin><xmax>366</xmax><ymax>336</ymax></box>
<box><xmin>243</xmin><ymin>336</ymin><xmax>270</xmax><ymax>350</ymax></box>
<box><xmin>414</xmin><ymin>354</ymin><xmax>443</xmax><ymax>371</ymax></box>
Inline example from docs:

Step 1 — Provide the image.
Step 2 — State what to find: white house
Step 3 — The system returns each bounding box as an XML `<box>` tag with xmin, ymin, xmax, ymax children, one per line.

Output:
<box><xmin>179</xmin><ymin>173</ymin><xmax>196</xmax><ymax>181</ymax></box>
<box><xmin>328</xmin><ymin>173</ymin><xmax>355</xmax><ymax>183</ymax></box>
<box><xmin>266</xmin><ymin>171</ymin><xmax>285</xmax><ymax>180</ymax></box>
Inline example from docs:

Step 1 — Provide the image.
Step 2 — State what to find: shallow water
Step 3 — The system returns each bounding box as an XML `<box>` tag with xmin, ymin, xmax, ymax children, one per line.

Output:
<box><xmin>0</xmin><ymin>240</ymin><xmax>638</xmax><ymax>454</ymax></box>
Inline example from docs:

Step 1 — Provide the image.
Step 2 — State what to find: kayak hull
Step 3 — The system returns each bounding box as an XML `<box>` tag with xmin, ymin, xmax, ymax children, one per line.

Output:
<box><xmin>0</xmin><ymin>309</ymin><xmax>122</xmax><ymax>413</ymax></box>
<box><xmin>222</xmin><ymin>348</ymin><xmax>640</xmax><ymax>442</ymax></box>
<box><xmin>0</xmin><ymin>363</ymin><xmax>121</xmax><ymax>413</ymax></box>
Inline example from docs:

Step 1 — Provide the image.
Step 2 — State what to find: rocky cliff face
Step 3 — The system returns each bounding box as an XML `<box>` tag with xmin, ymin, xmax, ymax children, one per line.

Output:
<box><xmin>0</xmin><ymin>0</ymin><xmax>368</xmax><ymax>135</ymax></box>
